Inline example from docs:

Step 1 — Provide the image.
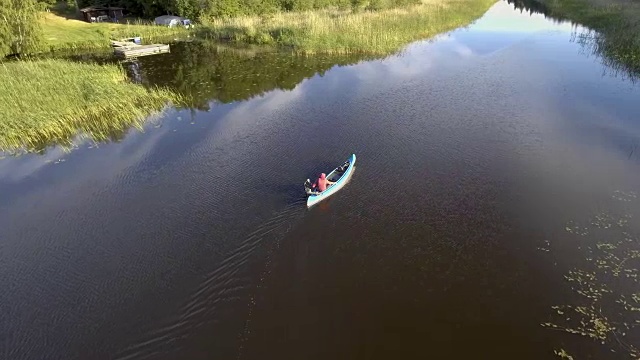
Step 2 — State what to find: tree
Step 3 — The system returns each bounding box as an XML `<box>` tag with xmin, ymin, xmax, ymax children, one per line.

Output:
<box><xmin>0</xmin><ymin>0</ymin><xmax>43</xmax><ymax>56</ymax></box>
<box><xmin>174</xmin><ymin>0</ymin><xmax>202</xmax><ymax>19</ymax></box>
<box><xmin>72</xmin><ymin>0</ymin><xmax>80</xmax><ymax>16</ymax></box>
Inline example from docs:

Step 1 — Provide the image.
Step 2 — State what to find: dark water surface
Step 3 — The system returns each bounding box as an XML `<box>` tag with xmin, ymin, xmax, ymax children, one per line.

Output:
<box><xmin>3</xmin><ymin>2</ymin><xmax>640</xmax><ymax>359</ymax></box>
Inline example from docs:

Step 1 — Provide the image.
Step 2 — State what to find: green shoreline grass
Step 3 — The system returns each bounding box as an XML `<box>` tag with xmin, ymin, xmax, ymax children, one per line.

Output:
<box><xmin>0</xmin><ymin>59</ymin><xmax>180</xmax><ymax>152</ymax></box>
<box><xmin>519</xmin><ymin>0</ymin><xmax>640</xmax><ymax>77</ymax></box>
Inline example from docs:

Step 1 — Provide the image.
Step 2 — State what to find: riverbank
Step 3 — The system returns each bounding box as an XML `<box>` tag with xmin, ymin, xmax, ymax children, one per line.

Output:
<box><xmin>38</xmin><ymin>0</ymin><xmax>496</xmax><ymax>55</ymax></box>
<box><xmin>512</xmin><ymin>0</ymin><xmax>640</xmax><ymax>76</ymax></box>
<box><xmin>200</xmin><ymin>0</ymin><xmax>498</xmax><ymax>54</ymax></box>
<box><xmin>0</xmin><ymin>60</ymin><xmax>180</xmax><ymax>152</ymax></box>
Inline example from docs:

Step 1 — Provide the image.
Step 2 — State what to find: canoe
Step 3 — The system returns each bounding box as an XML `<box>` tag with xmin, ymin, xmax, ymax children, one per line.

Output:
<box><xmin>304</xmin><ymin>154</ymin><xmax>356</xmax><ymax>208</ymax></box>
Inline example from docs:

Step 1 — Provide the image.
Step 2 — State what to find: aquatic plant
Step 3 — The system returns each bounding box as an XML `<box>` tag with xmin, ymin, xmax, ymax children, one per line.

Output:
<box><xmin>554</xmin><ymin>349</ymin><xmax>574</xmax><ymax>359</ymax></box>
<box><xmin>0</xmin><ymin>59</ymin><xmax>180</xmax><ymax>153</ymax></box>
<box><xmin>541</xmin><ymin>191</ymin><xmax>640</xmax><ymax>358</ymax></box>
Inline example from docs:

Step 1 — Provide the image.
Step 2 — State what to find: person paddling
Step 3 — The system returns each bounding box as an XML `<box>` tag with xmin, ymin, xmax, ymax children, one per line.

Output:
<box><xmin>313</xmin><ymin>173</ymin><xmax>335</xmax><ymax>192</ymax></box>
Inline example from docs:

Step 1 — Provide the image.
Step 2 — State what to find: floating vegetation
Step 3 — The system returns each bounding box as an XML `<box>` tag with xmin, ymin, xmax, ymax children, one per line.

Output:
<box><xmin>564</xmin><ymin>221</ymin><xmax>589</xmax><ymax>236</ymax></box>
<box><xmin>542</xmin><ymin>191</ymin><xmax>640</xmax><ymax>358</ymax></box>
<box><xmin>538</xmin><ymin>239</ymin><xmax>551</xmax><ymax>252</ymax></box>
<box><xmin>592</xmin><ymin>212</ymin><xmax>632</xmax><ymax>229</ymax></box>
<box><xmin>0</xmin><ymin>59</ymin><xmax>181</xmax><ymax>153</ymax></box>
<box><xmin>555</xmin><ymin>349</ymin><xmax>574</xmax><ymax>359</ymax></box>
<box><xmin>613</xmin><ymin>191</ymin><xmax>638</xmax><ymax>203</ymax></box>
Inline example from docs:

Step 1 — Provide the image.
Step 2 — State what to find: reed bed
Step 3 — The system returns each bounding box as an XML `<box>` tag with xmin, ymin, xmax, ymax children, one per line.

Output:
<box><xmin>201</xmin><ymin>0</ymin><xmax>497</xmax><ymax>54</ymax></box>
<box><xmin>0</xmin><ymin>59</ymin><xmax>180</xmax><ymax>152</ymax></box>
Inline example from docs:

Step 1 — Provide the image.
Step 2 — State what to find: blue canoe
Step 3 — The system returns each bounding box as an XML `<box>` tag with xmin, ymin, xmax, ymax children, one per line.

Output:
<box><xmin>304</xmin><ymin>154</ymin><xmax>356</xmax><ymax>208</ymax></box>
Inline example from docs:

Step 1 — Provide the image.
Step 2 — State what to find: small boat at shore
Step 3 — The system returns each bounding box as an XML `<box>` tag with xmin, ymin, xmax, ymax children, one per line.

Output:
<box><xmin>304</xmin><ymin>154</ymin><xmax>356</xmax><ymax>208</ymax></box>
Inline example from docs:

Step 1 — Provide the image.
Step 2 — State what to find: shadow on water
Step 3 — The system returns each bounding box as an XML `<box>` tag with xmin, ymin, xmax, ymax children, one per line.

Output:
<box><xmin>125</xmin><ymin>41</ymin><xmax>383</xmax><ymax>110</ymax></box>
<box><xmin>506</xmin><ymin>0</ymin><xmax>640</xmax><ymax>82</ymax></box>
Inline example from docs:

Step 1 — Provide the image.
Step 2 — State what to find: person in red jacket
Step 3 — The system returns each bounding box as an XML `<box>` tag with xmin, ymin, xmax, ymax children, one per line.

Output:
<box><xmin>313</xmin><ymin>173</ymin><xmax>335</xmax><ymax>192</ymax></box>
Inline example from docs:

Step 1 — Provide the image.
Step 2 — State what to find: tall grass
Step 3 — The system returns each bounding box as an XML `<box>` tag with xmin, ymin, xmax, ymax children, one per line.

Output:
<box><xmin>0</xmin><ymin>59</ymin><xmax>180</xmax><ymax>152</ymax></box>
<box><xmin>200</xmin><ymin>0</ymin><xmax>497</xmax><ymax>54</ymax></box>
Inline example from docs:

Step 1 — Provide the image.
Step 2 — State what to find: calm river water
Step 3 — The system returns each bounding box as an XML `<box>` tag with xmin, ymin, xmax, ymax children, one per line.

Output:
<box><xmin>2</xmin><ymin>1</ymin><xmax>640</xmax><ymax>359</ymax></box>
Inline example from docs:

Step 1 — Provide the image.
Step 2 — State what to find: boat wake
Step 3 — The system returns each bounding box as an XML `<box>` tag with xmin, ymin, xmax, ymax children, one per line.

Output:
<box><xmin>114</xmin><ymin>200</ymin><xmax>305</xmax><ymax>360</ymax></box>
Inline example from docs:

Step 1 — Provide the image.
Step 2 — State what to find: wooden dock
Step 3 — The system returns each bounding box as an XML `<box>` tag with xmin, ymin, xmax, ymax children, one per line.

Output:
<box><xmin>112</xmin><ymin>41</ymin><xmax>170</xmax><ymax>58</ymax></box>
